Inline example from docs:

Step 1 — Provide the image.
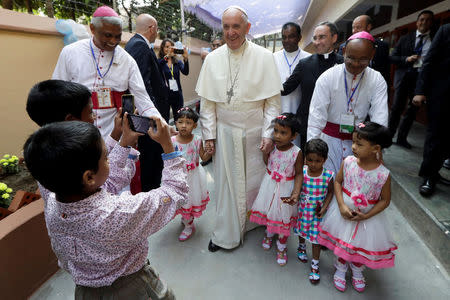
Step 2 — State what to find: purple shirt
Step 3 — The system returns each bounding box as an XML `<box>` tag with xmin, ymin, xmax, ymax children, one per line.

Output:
<box><xmin>39</xmin><ymin>144</ymin><xmax>188</xmax><ymax>287</ymax></box>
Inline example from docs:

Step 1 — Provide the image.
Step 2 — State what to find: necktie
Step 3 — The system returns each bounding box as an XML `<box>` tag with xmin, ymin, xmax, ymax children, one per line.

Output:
<box><xmin>414</xmin><ymin>34</ymin><xmax>425</xmax><ymax>55</ymax></box>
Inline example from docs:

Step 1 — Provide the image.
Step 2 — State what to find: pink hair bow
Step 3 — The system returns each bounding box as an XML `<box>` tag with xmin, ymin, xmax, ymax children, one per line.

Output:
<box><xmin>357</xmin><ymin>123</ymin><xmax>365</xmax><ymax>128</ymax></box>
<box><xmin>177</xmin><ymin>107</ymin><xmax>189</xmax><ymax>114</ymax></box>
<box><xmin>276</xmin><ymin>115</ymin><xmax>287</xmax><ymax>120</ymax></box>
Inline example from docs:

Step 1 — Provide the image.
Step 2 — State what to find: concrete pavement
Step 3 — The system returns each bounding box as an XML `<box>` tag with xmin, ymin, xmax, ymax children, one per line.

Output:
<box><xmin>31</xmin><ymin>162</ymin><xmax>450</xmax><ymax>300</ymax></box>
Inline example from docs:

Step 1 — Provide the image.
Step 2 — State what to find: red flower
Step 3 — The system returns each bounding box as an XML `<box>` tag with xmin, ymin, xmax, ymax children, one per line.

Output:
<box><xmin>351</xmin><ymin>193</ymin><xmax>368</xmax><ymax>208</ymax></box>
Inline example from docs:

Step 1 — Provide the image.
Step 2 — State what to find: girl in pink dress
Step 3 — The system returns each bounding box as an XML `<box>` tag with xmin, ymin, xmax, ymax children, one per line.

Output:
<box><xmin>318</xmin><ymin>122</ymin><xmax>397</xmax><ymax>293</ymax></box>
<box><xmin>249</xmin><ymin>113</ymin><xmax>303</xmax><ymax>266</ymax></box>
<box><xmin>172</xmin><ymin>107</ymin><xmax>212</xmax><ymax>241</ymax></box>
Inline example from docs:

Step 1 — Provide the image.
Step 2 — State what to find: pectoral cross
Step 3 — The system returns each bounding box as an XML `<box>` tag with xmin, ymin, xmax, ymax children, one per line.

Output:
<box><xmin>226</xmin><ymin>88</ymin><xmax>234</xmax><ymax>103</ymax></box>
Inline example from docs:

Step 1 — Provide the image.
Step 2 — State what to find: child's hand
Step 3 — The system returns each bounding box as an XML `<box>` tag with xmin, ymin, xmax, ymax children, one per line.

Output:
<box><xmin>148</xmin><ymin>116</ymin><xmax>174</xmax><ymax>153</ymax></box>
<box><xmin>338</xmin><ymin>203</ymin><xmax>354</xmax><ymax>220</ymax></box>
<box><xmin>120</xmin><ymin>112</ymin><xmax>144</xmax><ymax>148</ymax></box>
<box><xmin>350</xmin><ymin>210</ymin><xmax>367</xmax><ymax>221</ymax></box>
<box><xmin>317</xmin><ymin>206</ymin><xmax>327</xmax><ymax>218</ymax></box>
<box><xmin>111</xmin><ymin>108</ymin><xmax>123</xmax><ymax>141</ymax></box>
<box><xmin>287</xmin><ymin>192</ymin><xmax>299</xmax><ymax>205</ymax></box>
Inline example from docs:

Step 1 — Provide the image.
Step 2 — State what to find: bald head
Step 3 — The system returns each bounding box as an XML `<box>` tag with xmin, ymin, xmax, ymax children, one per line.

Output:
<box><xmin>352</xmin><ymin>15</ymin><xmax>373</xmax><ymax>34</ymax></box>
<box><xmin>136</xmin><ymin>14</ymin><xmax>158</xmax><ymax>42</ymax></box>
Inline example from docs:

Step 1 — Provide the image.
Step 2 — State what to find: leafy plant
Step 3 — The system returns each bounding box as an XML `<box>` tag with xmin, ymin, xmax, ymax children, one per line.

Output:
<box><xmin>0</xmin><ymin>182</ymin><xmax>13</xmax><ymax>208</ymax></box>
<box><xmin>0</xmin><ymin>155</ymin><xmax>19</xmax><ymax>175</ymax></box>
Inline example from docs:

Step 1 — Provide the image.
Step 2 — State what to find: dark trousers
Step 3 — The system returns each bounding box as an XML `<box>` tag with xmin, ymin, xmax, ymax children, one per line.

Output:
<box><xmin>138</xmin><ymin>135</ymin><xmax>163</xmax><ymax>192</ymax></box>
<box><xmin>419</xmin><ymin>96</ymin><xmax>450</xmax><ymax>180</ymax></box>
<box><xmin>168</xmin><ymin>91</ymin><xmax>183</xmax><ymax>119</ymax></box>
<box><xmin>388</xmin><ymin>71</ymin><xmax>419</xmax><ymax>140</ymax></box>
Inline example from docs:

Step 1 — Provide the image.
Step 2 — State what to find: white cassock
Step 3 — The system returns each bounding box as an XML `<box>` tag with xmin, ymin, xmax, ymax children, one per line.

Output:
<box><xmin>274</xmin><ymin>48</ymin><xmax>311</xmax><ymax>146</ymax></box>
<box><xmin>53</xmin><ymin>38</ymin><xmax>161</xmax><ymax>138</ymax></box>
<box><xmin>307</xmin><ymin>64</ymin><xmax>388</xmax><ymax>175</ymax></box>
<box><xmin>196</xmin><ymin>40</ymin><xmax>281</xmax><ymax>249</ymax></box>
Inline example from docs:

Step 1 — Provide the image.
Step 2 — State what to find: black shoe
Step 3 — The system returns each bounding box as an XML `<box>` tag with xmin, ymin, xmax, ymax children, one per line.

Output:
<box><xmin>443</xmin><ymin>159</ymin><xmax>450</xmax><ymax>170</ymax></box>
<box><xmin>437</xmin><ymin>174</ymin><xmax>450</xmax><ymax>186</ymax></box>
<box><xmin>396</xmin><ymin>139</ymin><xmax>412</xmax><ymax>149</ymax></box>
<box><xmin>201</xmin><ymin>159</ymin><xmax>212</xmax><ymax>166</ymax></box>
<box><xmin>419</xmin><ymin>178</ymin><xmax>436</xmax><ymax>197</ymax></box>
<box><xmin>208</xmin><ymin>240</ymin><xmax>222</xmax><ymax>252</ymax></box>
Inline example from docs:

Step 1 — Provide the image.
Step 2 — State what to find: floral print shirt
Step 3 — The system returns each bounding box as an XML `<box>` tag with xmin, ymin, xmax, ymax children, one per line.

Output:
<box><xmin>38</xmin><ymin>144</ymin><xmax>188</xmax><ymax>287</ymax></box>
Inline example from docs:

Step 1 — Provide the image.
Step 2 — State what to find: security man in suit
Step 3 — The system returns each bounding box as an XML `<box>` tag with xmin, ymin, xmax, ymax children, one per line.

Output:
<box><xmin>282</xmin><ymin>21</ymin><xmax>344</xmax><ymax>151</ymax></box>
<box><xmin>412</xmin><ymin>24</ymin><xmax>450</xmax><ymax>196</ymax></box>
<box><xmin>389</xmin><ymin>10</ymin><xmax>434</xmax><ymax>149</ymax></box>
<box><xmin>125</xmin><ymin>14</ymin><xmax>169</xmax><ymax>192</ymax></box>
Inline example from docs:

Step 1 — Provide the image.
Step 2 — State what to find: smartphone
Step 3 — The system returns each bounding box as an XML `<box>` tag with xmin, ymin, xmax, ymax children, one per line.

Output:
<box><xmin>174</xmin><ymin>48</ymin><xmax>184</xmax><ymax>54</ymax></box>
<box><xmin>121</xmin><ymin>94</ymin><xmax>135</xmax><ymax>116</ymax></box>
<box><xmin>127</xmin><ymin>114</ymin><xmax>156</xmax><ymax>134</ymax></box>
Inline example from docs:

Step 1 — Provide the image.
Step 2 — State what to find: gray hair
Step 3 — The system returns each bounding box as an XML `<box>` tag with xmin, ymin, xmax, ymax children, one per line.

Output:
<box><xmin>91</xmin><ymin>16</ymin><xmax>123</xmax><ymax>29</ymax></box>
<box><xmin>222</xmin><ymin>5</ymin><xmax>249</xmax><ymax>24</ymax></box>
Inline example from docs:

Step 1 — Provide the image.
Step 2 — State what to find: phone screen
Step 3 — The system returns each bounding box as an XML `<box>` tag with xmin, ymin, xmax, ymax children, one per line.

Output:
<box><xmin>121</xmin><ymin>94</ymin><xmax>135</xmax><ymax>116</ymax></box>
<box><xmin>174</xmin><ymin>48</ymin><xmax>184</xmax><ymax>54</ymax></box>
<box><xmin>128</xmin><ymin>114</ymin><xmax>156</xmax><ymax>134</ymax></box>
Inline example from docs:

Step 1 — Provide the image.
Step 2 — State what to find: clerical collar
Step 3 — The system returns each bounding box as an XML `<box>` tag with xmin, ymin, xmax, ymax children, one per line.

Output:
<box><xmin>416</xmin><ymin>30</ymin><xmax>430</xmax><ymax>38</ymax></box>
<box><xmin>285</xmin><ymin>48</ymin><xmax>300</xmax><ymax>57</ymax></box>
<box><xmin>229</xmin><ymin>39</ymin><xmax>248</xmax><ymax>55</ymax></box>
<box><xmin>319</xmin><ymin>51</ymin><xmax>334</xmax><ymax>59</ymax></box>
<box><xmin>91</xmin><ymin>38</ymin><xmax>114</xmax><ymax>53</ymax></box>
<box><xmin>345</xmin><ymin>65</ymin><xmax>365</xmax><ymax>79</ymax></box>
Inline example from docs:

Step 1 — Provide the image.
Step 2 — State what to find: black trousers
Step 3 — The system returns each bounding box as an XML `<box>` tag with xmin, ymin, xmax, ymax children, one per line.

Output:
<box><xmin>138</xmin><ymin>135</ymin><xmax>164</xmax><ymax>192</ymax></box>
<box><xmin>168</xmin><ymin>91</ymin><xmax>184</xmax><ymax>119</ymax></box>
<box><xmin>388</xmin><ymin>71</ymin><xmax>419</xmax><ymax>140</ymax></box>
<box><xmin>419</xmin><ymin>95</ymin><xmax>450</xmax><ymax>180</ymax></box>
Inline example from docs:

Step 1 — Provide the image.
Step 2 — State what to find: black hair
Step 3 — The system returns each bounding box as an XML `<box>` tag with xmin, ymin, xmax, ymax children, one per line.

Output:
<box><xmin>282</xmin><ymin>22</ymin><xmax>301</xmax><ymax>37</ymax></box>
<box><xmin>316</xmin><ymin>21</ymin><xmax>338</xmax><ymax>37</ymax></box>
<box><xmin>354</xmin><ymin>121</ymin><xmax>392</xmax><ymax>149</ymax></box>
<box><xmin>27</xmin><ymin>80</ymin><xmax>91</xmax><ymax>127</ymax></box>
<box><xmin>24</xmin><ymin>121</ymin><xmax>103</xmax><ymax>197</ymax></box>
<box><xmin>174</xmin><ymin>107</ymin><xmax>199</xmax><ymax>122</ymax></box>
<box><xmin>304</xmin><ymin>139</ymin><xmax>328</xmax><ymax>159</ymax></box>
<box><xmin>272</xmin><ymin>113</ymin><xmax>301</xmax><ymax>135</ymax></box>
<box><xmin>417</xmin><ymin>10</ymin><xmax>434</xmax><ymax>20</ymax></box>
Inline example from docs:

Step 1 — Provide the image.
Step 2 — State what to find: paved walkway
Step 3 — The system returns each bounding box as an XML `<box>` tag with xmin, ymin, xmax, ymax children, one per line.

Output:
<box><xmin>31</xmin><ymin>167</ymin><xmax>450</xmax><ymax>300</ymax></box>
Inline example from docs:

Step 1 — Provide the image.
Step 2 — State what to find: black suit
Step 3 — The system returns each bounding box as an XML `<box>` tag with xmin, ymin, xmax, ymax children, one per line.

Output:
<box><xmin>388</xmin><ymin>31</ymin><xmax>433</xmax><ymax>141</ymax></box>
<box><xmin>338</xmin><ymin>38</ymin><xmax>390</xmax><ymax>84</ymax></box>
<box><xmin>415</xmin><ymin>24</ymin><xmax>450</xmax><ymax>180</ymax></box>
<box><xmin>282</xmin><ymin>52</ymin><xmax>344</xmax><ymax>150</ymax></box>
<box><xmin>125</xmin><ymin>34</ymin><xmax>169</xmax><ymax>192</ymax></box>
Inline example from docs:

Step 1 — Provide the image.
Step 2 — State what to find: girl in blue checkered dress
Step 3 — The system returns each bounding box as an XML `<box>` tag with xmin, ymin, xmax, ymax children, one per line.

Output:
<box><xmin>293</xmin><ymin>139</ymin><xmax>334</xmax><ymax>284</ymax></box>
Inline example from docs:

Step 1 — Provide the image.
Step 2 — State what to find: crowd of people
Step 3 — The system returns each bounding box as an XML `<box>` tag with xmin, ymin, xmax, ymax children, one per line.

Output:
<box><xmin>21</xmin><ymin>4</ymin><xmax>449</xmax><ymax>299</ymax></box>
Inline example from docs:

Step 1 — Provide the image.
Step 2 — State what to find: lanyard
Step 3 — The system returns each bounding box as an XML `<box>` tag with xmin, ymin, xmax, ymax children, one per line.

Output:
<box><xmin>90</xmin><ymin>40</ymin><xmax>115</xmax><ymax>83</ymax></box>
<box><xmin>170</xmin><ymin>64</ymin><xmax>174</xmax><ymax>79</ymax></box>
<box><xmin>344</xmin><ymin>68</ymin><xmax>365</xmax><ymax>112</ymax></box>
<box><xmin>283</xmin><ymin>49</ymin><xmax>301</xmax><ymax>75</ymax></box>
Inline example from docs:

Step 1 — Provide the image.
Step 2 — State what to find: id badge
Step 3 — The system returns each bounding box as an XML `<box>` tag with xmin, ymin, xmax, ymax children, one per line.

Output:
<box><xmin>97</xmin><ymin>87</ymin><xmax>113</xmax><ymax>108</ymax></box>
<box><xmin>340</xmin><ymin>113</ymin><xmax>355</xmax><ymax>133</ymax></box>
<box><xmin>169</xmin><ymin>79</ymin><xmax>179</xmax><ymax>91</ymax></box>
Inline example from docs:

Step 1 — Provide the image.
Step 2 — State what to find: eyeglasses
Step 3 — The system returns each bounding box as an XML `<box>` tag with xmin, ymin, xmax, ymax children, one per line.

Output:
<box><xmin>344</xmin><ymin>56</ymin><xmax>370</xmax><ymax>65</ymax></box>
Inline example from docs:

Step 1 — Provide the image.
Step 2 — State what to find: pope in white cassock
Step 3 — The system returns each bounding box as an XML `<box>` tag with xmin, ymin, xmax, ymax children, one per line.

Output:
<box><xmin>196</xmin><ymin>6</ymin><xmax>281</xmax><ymax>252</ymax></box>
<box><xmin>273</xmin><ymin>22</ymin><xmax>311</xmax><ymax>146</ymax></box>
<box><xmin>307</xmin><ymin>31</ymin><xmax>388</xmax><ymax>175</ymax></box>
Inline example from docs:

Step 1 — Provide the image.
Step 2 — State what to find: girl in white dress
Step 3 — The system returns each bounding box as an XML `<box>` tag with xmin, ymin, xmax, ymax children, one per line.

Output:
<box><xmin>249</xmin><ymin>113</ymin><xmax>303</xmax><ymax>266</ymax></box>
<box><xmin>318</xmin><ymin>122</ymin><xmax>397</xmax><ymax>293</ymax></box>
<box><xmin>172</xmin><ymin>107</ymin><xmax>212</xmax><ymax>241</ymax></box>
